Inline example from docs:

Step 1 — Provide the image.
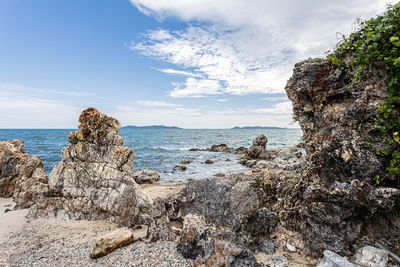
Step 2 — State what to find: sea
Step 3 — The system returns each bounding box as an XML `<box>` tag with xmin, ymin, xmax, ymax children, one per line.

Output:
<box><xmin>0</xmin><ymin>128</ymin><xmax>303</xmax><ymax>183</ymax></box>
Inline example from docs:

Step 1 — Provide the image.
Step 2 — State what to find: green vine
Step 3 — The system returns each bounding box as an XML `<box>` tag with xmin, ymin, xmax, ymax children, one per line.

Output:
<box><xmin>327</xmin><ymin>3</ymin><xmax>400</xmax><ymax>185</ymax></box>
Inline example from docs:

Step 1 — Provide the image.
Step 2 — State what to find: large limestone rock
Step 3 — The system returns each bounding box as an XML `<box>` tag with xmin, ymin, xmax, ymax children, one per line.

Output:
<box><xmin>30</xmin><ymin>108</ymin><xmax>151</xmax><ymax>226</ymax></box>
<box><xmin>0</xmin><ymin>140</ymin><xmax>48</xmax><ymax>209</ymax></box>
<box><xmin>285</xmin><ymin>60</ymin><xmax>400</xmax><ymax>255</ymax></box>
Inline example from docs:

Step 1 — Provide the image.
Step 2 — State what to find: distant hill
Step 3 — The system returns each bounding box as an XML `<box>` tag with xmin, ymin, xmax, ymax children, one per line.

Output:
<box><xmin>231</xmin><ymin>126</ymin><xmax>286</xmax><ymax>129</ymax></box>
<box><xmin>122</xmin><ymin>125</ymin><xmax>182</xmax><ymax>129</ymax></box>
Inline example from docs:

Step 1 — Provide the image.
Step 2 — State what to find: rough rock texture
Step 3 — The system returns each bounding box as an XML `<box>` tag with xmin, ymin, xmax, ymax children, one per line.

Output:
<box><xmin>0</xmin><ymin>140</ymin><xmax>48</xmax><ymax>209</ymax></box>
<box><xmin>352</xmin><ymin>245</ymin><xmax>388</xmax><ymax>267</ymax></box>
<box><xmin>132</xmin><ymin>169</ymin><xmax>160</xmax><ymax>184</ymax></box>
<box><xmin>285</xmin><ymin>60</ymin><xmax>400</xmax><ymax>256</ymax></box>
<box><xmin>90</xmin><ymin>228</ymin><xmax>135</xmax><ymax>258</ymax></box>
<box><xmin>248</xmin><ymin>135</ymin><xmax>268</xmax><ymax>159</ymax></box>
<box><xmin>29</xmin><ymin>108</ymin><xmax>151</xmax><ymax>226</ymax></box>
<box><xmin>317</xmin><ymin>250</ymin><xmax>355</xmax><ymax>267</ymax></box>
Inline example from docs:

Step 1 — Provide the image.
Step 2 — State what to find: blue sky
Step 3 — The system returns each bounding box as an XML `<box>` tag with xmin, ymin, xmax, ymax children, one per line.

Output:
<box><xmin>0</xmin><ymin>0</ymin><xmax>395</xmax><ymax>128</ymax></box>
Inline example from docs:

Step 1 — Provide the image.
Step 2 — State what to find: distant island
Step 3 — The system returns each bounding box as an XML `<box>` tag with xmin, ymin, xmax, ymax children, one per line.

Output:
<box><xmin>122</xmin><ymin>125</ymin><xmax>182</xmax><ymax>129</ymax></box>
<box><xmin>231</xmin><ymin>126</ymin><xmax>286</xmax><ymax>129</ymax></box>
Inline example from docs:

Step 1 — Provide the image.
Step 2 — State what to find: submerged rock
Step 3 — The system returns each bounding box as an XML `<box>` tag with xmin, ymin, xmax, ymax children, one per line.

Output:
<box><xmin>181</xmin><ymin>159</ymin><xmax>192</xmax><ymax>164</ymax></box>
<box><xmin>173</xmin><ymin>165</ymin><xmax>187</xmax><ymax>171</ymax></box>
<box><xmin>132</xmin><ymin>169</ymin><xmax>160</xmax><ymax>184</ymax></box>
<box><xmin>0</xmin><ymin>140</ymin><xmax>48</xmax><ymax>209</ymax></box>
<box><xmin>204</xmin><ymin>159</ymin><xmax>214</xmax><ymax>164</ymax></box>
<box><xmin>30</xmin><ymin>108</ymin><xmax>151</xmax><ymax>226</ymax></box>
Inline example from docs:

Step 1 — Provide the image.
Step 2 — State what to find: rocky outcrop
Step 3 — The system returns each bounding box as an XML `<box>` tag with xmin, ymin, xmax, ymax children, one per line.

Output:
<box><xmin>29</xmin><ymin>108</ymin><xmax>151</xmax><ymax>226</ymax></box>
<box><xmin>248</xmin><ymin>135</ymin><xmax>268</xmax><ymax>159</ymax></box>
<box><xmin>189</xmin><ymin>144</ymin><xmax>247</xmax><ymax>154</ymax></box>
<box><xmin>132</xmin><ymin>169</ymin><xmax>160</xmax><ymax>184</ymax></box>
<box><xmin>285</xmin><ymin>60</ymin><xmax>400</xmax><ymax>255</ymax></box>
<box><xmin>0</xmin><ymin>140</ymin><xmax>48</xmax><ymax>209</ymax></box>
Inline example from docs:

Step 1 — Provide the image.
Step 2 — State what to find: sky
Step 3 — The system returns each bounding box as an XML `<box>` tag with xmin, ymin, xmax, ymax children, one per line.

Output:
<box><xmin>0</xmin><ymin>0</ymin><xmax>396</xmax><ymax>129</ymax></box>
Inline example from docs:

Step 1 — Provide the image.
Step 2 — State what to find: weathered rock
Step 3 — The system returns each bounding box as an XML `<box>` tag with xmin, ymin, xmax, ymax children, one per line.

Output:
<box><xmin>285</xmin><ymin>60</ymin><xmax>400</xmax><ymax>255</ymax></box>
<box><xmin>266</xmin><ymin>255</ymin><xmax>288</xmax><ymax>267</ymax></box>
<box><xmin>234</xmin><ymin>147</ymin><xmax>248</xmax><ymax>155</ymax></box>
<box><xmin>29</xmin><ymin>108</ymin><xmax>151</xmax><ymax>226</ymax></box>
<box><xmin>90</xmin><ymin>228</ymin><xmax>134</xmax><ymax>258</ymax></box>
<box><xmin>316</xmin><ymin>250</ymin><xmax>355</xmax><ymax>267</ymax></box>
<box><xmin>132</xmin><ymin>169</ymin><xmax>160</xmax><ymax>184</ymax></box>
<box><xmin>181</xmin><ymin>159</ymin><xmax>192</xmax><ymax>164</ymax></box>
<box><xmin>205</xmin><ymin>159</ymin><xmax>214</xmax><ymax>164</ymax></box>
<box><xmin>248</xmin><ymin>135</ymin><xmax>267</xmax><ymax>159</ymax></box>
<box><xmin>352</xmin><ymin>245</ymin><xmax>388</xmax><ymax>267</ymax></box>
<box><xmin>173</xmin><ymin>165</ymin><xmax>187</xmax><ymax>171</ymax></box>
<box><xmin>210</xmin><ymin>144</ymin><xmax>234</xmax><ymax>153</ymax></box>
<box><xmin>0</xmin><ymin>140</ymin><xmax>48</xmax><ymax>209</ymax></box>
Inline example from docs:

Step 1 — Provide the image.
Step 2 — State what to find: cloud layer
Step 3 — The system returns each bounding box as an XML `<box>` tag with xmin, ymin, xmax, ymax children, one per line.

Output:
<box><xmin>131</xmin><ymin>0</ymin><xmax>394</xmax><ymax>98</ymax></box>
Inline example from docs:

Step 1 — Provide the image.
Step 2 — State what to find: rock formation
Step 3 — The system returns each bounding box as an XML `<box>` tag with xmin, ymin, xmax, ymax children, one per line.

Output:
<box><xmin>285</xmin><ymin>60</ymin><xmax>400</xmax><ymax>255</ymax></box>
<box><xmin>132</xmin><ymin>169</ymin><xmax>160</xmax><ymax>184</ymax></box>
<box><xmin>248</xmin><ymin>134</ymin><xmax>268</xmax><ymax>159</ymax></box>
<box><xmin>0</xmin><ymin>140</ymin><xmax>48</xmax><ymax>209</ymax></box>
<box><xmin>29</xmin><ymin>108</ymin><xmax>151</xmax><ymax>226</ymax></box>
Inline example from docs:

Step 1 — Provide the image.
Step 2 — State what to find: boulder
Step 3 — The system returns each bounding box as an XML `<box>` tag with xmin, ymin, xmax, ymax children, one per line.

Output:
<box><xmin>204</xmin><ymin>159</ymin><xmax>214</xmax><ymax>164</ymax></box>
<box><xmin>132</xmin><ymin>169</ymin><xmax>160</xmax><ymax>184</ymax></box>
<box><xmin>181</xmin><ymin>159</ymin><xmax>192</xmax><ymax>164</ymax></box>
<box><xmin>316</xmin><ymin>250</ymin><xmax>355</xmax><ymax>267</ymax></box>
<box><xmin>173</xmin><ymin>165</ymin><xmax>187</xmax><ymax>171</ymax></box>
<box><xmin>90</xmin><ymin>228</ymin><xmax>134</xmax><ymax>258</ymax></box>
<box><xmin>352</xmin><ymin>245</ymin><xmax>388</xmax><ymax>267</ymax></box>
<box><xmin>248</xmin><ymin>135</ymin><xmax>268</xmax><ymax>159</ymax></box>
<box><xmin>29</xmin><ymin>108</ymin><xmax>151</xmax><ymax>226</ymax></box>
<box><xmin>209</xmin><ymin>144</ymin><xmax>234</xmax><ymax>153</ymax></box>
<box><xmin>0</xmin><ymin>140</ymin><xmax>48</xmax><ymax>209</ymax></box>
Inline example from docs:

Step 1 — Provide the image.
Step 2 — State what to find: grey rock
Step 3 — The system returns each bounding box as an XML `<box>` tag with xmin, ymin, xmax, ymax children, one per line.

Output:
<box><xmin>285</xmin><ymin>243</ymin><xmax>296</xmax><ymax>253</ymax></box>
<box><xmin>132</xmin><ymin>169</ymin><xmax>160</xmax><ymax>184</ymax></box>
<box><xmin>352</xmin><ymin>245</ymin><xmax>388</xmax><ymax>267</ymax></box>
<box><xmin>29</xmin><ymin>108</ymin><xmax>151</xmax><ymax>226</ymax></box>
<box><xmin>90</xmin><ymin>228</ymin><xmax>134</xmax><ymax>258</ymax></box>
<box><xmin>317</xmin><ymin>250</ymin><xmax>355</xmax><ymax>267</ymax></box>
<box><xmin>210</xmin><ymin>144</ymin><xmax>234</xmax><ymax>153</ymax></box>
<box><xmin>266</xmin><ymin>255</ymin><xmax>288</xmax><ymax>267</ymax></box>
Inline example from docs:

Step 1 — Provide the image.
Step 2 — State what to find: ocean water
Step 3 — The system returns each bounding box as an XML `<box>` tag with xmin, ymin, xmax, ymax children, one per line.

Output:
<box><xmin>0</xmin><ymin>128</ymin><xmax>303</xmax><ymax>183</ymax></box>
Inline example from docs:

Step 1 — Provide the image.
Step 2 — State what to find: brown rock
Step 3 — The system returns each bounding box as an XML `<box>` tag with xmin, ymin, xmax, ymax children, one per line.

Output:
<box><xmin>90</xmin><ymin>228</ymin><xmax>134</xmax><ymax>258</ymax></box>
<box><xmin>0</xmin><ymin>140</ymin><xmax>48</xmax><ymax>209</ymax></box>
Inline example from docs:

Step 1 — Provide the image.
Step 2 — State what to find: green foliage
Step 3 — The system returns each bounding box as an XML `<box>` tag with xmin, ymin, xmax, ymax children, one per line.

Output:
<box><xmin>328</xmin><ymin>3</ymin><xmax>400</xmax><ymax>184</ymax></box>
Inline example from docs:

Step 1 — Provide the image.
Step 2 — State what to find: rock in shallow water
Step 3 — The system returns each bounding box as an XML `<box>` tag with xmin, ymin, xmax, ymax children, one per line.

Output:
<box><xmin>29</xmin><ymin>108</ymin><xmax>151</xmax><ymax>226</ymax></box>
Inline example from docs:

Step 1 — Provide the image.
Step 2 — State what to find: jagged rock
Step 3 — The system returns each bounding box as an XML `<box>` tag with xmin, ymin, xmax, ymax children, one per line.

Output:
<box><xmin>0</xmin><ymin>140</ymin><xmax>48</xmax><ymax>209</ymax></box>
<box><xmin>29</xmin><ymin>108</ymin><xmax>151</xmax><ymax>226</ymax></box>
<box><xmin>248</xmin><ymin>135</ymin><xmax>267</xmax><ymax>159</ymax></box>
<box><xmin>316</xmin><ymin>250</ymin><xmax>355</xmax><ymax>267</ymax></box>
<box><xmin>234</xmin><ymin>147</ymin><xmax>248</xmax><ymax>155</ymax></box>
<box><xmin>352</xmin><ymin>245</ymin><xmax>388</xmax><ymax>267</ymax></box>
<box><xmin>285</xmin><ymin>60</ymin><xmax>400</xmax><ymax>255</ymax></box>
<box><xmin>266</xmin><ymin>255</ymin><xmax>288</xmax><ymax>267</ymax></box>
<box><xmin>132</xmin><ymin>169</ymin><xmax>160</xmax><ymax>184</ymax></box>
<box><xmin>90</xmin><ymin>228</ymin><xmax>134</xmax><ymax>258</ymax></box>
<box><xmin>181</xmin><ymin>159</ymin><xmax>192</xmax><ymax>164</ymax></box>
<box><xmin>204</xmin><ymin>159</ymin><xmax>214</xmax><ymax>164</ymax></box>
<box><xmin>210</xmin><ymin>144</ymin><xmax>234</xmax><ymax>153</ymax></box>
<box><xmin>173</xmin><ymin>165</ymin><xmax>187</xmax><ymax>171</ymax></box>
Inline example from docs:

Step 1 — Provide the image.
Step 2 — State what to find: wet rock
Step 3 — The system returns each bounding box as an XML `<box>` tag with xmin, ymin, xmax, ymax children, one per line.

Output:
<box><xmin>0</xmin><ymin>140</ymin><xmax>48</xmax><ymax>209</ymax></box>
<box><xmin>316</xmin><ymin>250</ymin><xmax>355</xmax><ymax>267</ymax></box>
<box><xmin>132</xmin><ymin>169</ymin><xmax>160</xmax><ymax>184</ymax></box>
<box><xmin>210</xmin><ymin>144</ymin><xmax>234</xmax><ymax>153</ymax></box>
<box><xmin>352</xmin><ymin>245</ymin><xmax>388</xmax><ymax>267</ymax></box>
<box><xmin>204</xmin><ymin>159</ymin><xmax>214</xmax><ymax>164</ymax></box>
<box><xmin>234</xmin><ymin>147</ymin><xmax>248</xmax><ymax>155</ymax></box>
<box><xmin>181</xmin><ymin>159</ymin><xmax>192</xmax><ymax>164</ymax></box>
<box><xmin>189</xmin><ymin>148</ymin><xmax>202</xmax><ymax>151</ymax></box>
<box><xmin>29</xmin><ymin>108</ymin><xmax>151</xmax><ymax>226</ymax></box>
<box><xmin>90</xmin><ymin>228</ymin><xmax>134</xmax><ymax>258</ymax></box>
<box><xmin>173</xmin><ymin>165</ymin><xmax>187</xmax><ymax>171</ymax></box>
<box><xmin>248</xmin><ymin>135</ymin><xmax>267</xmax><ymax>159</ymax></box>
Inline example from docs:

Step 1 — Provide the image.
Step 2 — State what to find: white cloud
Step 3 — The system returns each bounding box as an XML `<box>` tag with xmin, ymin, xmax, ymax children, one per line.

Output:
<box><xmin>217</xmin><ymin>99</ymin><xmax>228</xmax><ymax>103</ymax></box>
<box><xmin>250</xmin><ymin>101</ymin><xmax>293</xmax><ymax>114</ymax></box>
<box><xmin>136</xmin><ymin>100</ymin><xmax>182</xmax><ymax>107</ymax></box>
<box><xmin>130</xmin><ymin>0</ymin><xmax>394</xmax><ymax>97</ymax></box>
<box><xmin>169</xmin><ymin>78</ymin><xmax>222</xmax><ymax>98</ymax></box>
<box><xmin>151</xmin><ymin>67</ymin><xmax>201</xmax><ymax>77</ymax></box>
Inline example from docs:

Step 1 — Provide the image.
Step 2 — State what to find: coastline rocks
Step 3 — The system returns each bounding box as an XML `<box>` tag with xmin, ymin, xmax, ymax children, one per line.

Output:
<box><xmin>90</xmin><ymin>228</ymin><xmax>135</xmax><ymax>258</ymax></box>
<box><xmin>29</xmin><ymin>108</ymin><xmax>151</xmax><ymax>226</ymax></box>
<box><xmin>210</xmin><ymin>144</ymin><xmax>234</xmax><ymax>153</ymax></box>
<box><xmin>248</xmin><ymin>135</ymin><xmax>267</xmax><ymax>159</ymax></box>
<box><xmin>173</xmin><ymin>165</ymin><xmax>187</xmax><ymax>171</ymax></box>
<box><xmin>285</xmin><ymin>60</ymin><xmax>400</xmax><ymax>256</ymax></box>
<box><xmin>132</xmin><ymin>169</ymin><xmax>160</xmax><ymax>184</ymax></box>
<box><xmin>0</xmin><ymin>140</ymin><xmax>48</xmax><ymax>209</ymax></box>
<box><xmin>204</xmin><ymin>159</ymin><xmax>214</xmax><ymax>164</ymax></box>
<box><xmin>181</xmin><ymin>159</ymin><xmax>192</xmax><ymax>164</ymax></box>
